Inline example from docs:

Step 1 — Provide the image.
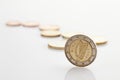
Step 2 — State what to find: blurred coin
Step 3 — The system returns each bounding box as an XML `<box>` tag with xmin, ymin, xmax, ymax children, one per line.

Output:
<box><xmin>61</xmin><ymin>32</ymin><xmax>83</xmax><ymax>39</ymax></box>
<box><xmin>6</xmin><ymin>21</ymin><xmax>21</xmax><ymax>26</ymax></box>
<box><xmin>41</xmin><ymin>31</ymin><xmax>61</xmax><ymax>37</ymax></box>
<box><xmin>92</xmin><ymin>36</ymin><xmax>108</xmax><ymax>45</ymax></box>
<box><xmin>22</xmin><ymin>22</ymin><xmax>39</xmax><ymax>27</ymax></box>
<box><xmin>48</xmin><ymin>40</ymin><xmax>67</xmax><ymax>50</ymax></box>
<box><xmin>39</xmin><ymin>25</ymin><xmax>60</xmax><ymax>31</ymax></box>
<box><xmin>62</xmin><ymin>32</ymin><xmax>108</xmax><ymax>45</ymax></box>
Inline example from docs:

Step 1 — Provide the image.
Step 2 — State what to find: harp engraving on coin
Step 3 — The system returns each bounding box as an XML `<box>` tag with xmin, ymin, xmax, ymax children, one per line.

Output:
<box><xmin>65</xmin><ymin>35</ymin><xmax>97</xmax><ymax>67</ymax></box>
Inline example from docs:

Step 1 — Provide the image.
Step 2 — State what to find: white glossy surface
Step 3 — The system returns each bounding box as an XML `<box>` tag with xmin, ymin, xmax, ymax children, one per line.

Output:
<box><xmin>0</xmin><ymin>0</ymin><xmax>119</xmax><ymax>80</ymax></box>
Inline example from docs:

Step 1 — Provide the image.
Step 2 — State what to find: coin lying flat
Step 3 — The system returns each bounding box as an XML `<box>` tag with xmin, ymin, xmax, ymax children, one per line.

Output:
<box><xmin>39</xmin><ymin>25</ymin><xmax>60</xmax><ymax>31</ymax></box>
<box><xmin>92</xmin><ymin>36</ymin><xmax>108</xmax><ymax>45</ymax></box>
<box><xmin>41</xmin><ymin>31</ymin><xmax>61</xmax><ymax>37</ymax></box>
<box><xmin>22</xmin><ymin>22</ymin><xmax>39</xmax><ymax>27</ymax></box>
<box><xmin>48</xmin><ymin>40</ymin><xmax>67</xmax><ymax>50</ymax></box>
<box><xmin>61</xmin><ymin>32</ymin><xmax>83</xmax><ymax>39</ymax></box>
<box><xmin>65</xmin><ymin>35</ymin><xmax>97</xmax><ymax>67</ymax></box>
<box><xmin>6</xmin><ymin>21</ymin><xmax>21</xmax><ymax>26</ymax></box>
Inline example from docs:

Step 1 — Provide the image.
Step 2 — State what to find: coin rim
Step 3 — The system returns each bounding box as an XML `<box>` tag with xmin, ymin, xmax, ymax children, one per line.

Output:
<box><xmin>64</xmin><ymin>34</ymin><xmax>97</xmax><ymax>67</ymax></box>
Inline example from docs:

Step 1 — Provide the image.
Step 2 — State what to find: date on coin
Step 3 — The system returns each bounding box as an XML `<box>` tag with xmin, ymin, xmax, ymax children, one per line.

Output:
<box><xmin>64</xmin><ymin>35</ymin><xmax>97</xmax><ymax>67</ymax></box>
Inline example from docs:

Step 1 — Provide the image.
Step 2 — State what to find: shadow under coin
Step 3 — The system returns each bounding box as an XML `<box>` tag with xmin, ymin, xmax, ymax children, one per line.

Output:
<box><xmin>65</xmin><ymin>67</ymin><xmax>96</xmax><ymax>80</ymax></box>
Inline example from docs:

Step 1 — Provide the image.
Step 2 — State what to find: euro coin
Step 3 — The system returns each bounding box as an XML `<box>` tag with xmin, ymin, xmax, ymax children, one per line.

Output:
<box><xmin>22</xmin><ymin>22</ymin><xmax>39</xmax><ymax>27</ymax></box>
<box><xmin>92</xmin><ymin>36</ymin><xmax>108</xmax><ymax>45</ymax></box>
<box><xmin>39</xmin><ymin>25</ymin><xmax>60</xmax><ymax>31</ymax></box>
<box><xmin>6</xmin><ymin>21</ymin><xmax>21</xmax><ymax>26</ymax></box>
<box><xmin>48</xmin><ymin>40</ymin><xmax>66</xmax><ymax>50</ymax></box>
<box><xmin>65</xmin><ymin>34</ymin><xmax>97</xmax><ymax>67</ymax></box>
<box><xmin>61</xmin><ymin>32</ymin><xmax>82</xmax><ymax>39</ymax></box>
<box><xmin>41</xmin><ymin>31</ymin><xmax>61</xmax><ymax>37</ymax></box>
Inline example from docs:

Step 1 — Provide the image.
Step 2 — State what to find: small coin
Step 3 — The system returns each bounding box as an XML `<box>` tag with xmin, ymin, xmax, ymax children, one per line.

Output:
<box><xmin>61</xmin><ymin>32</ymin><xmax>83</xmax><ymax>39</ymax></box>
<box><xmin>41</xmin><ymin>31</ymin><xmax>61</xmax><ymax>37</ymax></box>
<box><xmin>65</xmin><ymin>34</ymin><xmax>97</xmax><ymax>67</ymax></box>
<box><xmin>22</xmin><ymin>22</ymin><xmax>39</xmax><ymax>27</ymax></box>
<box><xmin>48</xmin><ymin>40</ymin><xmax>67</xmax><ymax>50</ymax></box>
<box><xmin>6</xmin><ymin>21</ymin><xmax>21</xmax><ymax>26</ymax></box>
<box><xmin>39</xmin><ymin>25</ymin><xmax>60</xmax><ymax>31</ymax></box>
<box><xmin>92</xmin><ymin>36</ymin><xmax>108</xmax><ymax>45</ymax></box>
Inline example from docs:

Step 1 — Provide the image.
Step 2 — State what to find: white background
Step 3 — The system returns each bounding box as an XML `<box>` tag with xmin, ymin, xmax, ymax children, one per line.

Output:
<box><xmin>0</xmin><ymin>0</ymin><xmax>120</xmax><ymax>80</ymax></box>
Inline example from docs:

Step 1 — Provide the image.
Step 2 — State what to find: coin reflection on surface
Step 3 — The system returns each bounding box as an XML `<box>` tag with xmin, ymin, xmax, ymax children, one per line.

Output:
<box><xmin>65</xmin><ymin>67</ymin><xmax>95</xmax><ymax>80</ymax></box>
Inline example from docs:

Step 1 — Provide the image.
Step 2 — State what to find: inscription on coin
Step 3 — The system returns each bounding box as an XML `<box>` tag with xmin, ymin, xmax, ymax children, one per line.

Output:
<box><xmin>65</xmin><ymin>35</ymin><xmax>97</xmax><ymax>67</ymax></box>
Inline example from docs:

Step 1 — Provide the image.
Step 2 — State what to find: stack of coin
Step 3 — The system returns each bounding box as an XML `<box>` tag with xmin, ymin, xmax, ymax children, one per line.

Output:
<box><xmin>39</xmin><ymin>25</ymin><xmax>61</xmax><ymax>37</ymax></box>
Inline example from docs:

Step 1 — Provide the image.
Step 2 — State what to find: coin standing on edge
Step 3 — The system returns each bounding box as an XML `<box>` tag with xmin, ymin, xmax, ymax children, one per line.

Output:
<box><xmin>65</xmin><ymin>34</ymin><xmax>97</xmax><ymax>67</ymax></box>
<box><xmin>6</xmin><ymin>21</ymin><xmax>21</xmax><ymax>26</ymax></box>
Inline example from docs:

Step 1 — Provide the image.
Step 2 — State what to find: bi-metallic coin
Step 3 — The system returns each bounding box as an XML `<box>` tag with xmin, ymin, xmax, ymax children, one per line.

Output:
<box><xmin>65</xmin><ymin>34</ymin><xmax>97</xmax><ymax>67</ymax></box>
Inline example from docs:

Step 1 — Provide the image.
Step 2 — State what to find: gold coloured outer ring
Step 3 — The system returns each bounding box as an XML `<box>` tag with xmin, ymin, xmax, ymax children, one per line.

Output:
<box><xmin>64</xmin><ymin>34</ymin><xmax>97</xmax><ymax>67</ymax></box>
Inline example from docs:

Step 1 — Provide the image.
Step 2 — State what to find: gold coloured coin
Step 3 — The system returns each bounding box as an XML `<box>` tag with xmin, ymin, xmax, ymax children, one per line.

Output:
<box><xmin>65</xmin><ymin>35</ymin><xmax>97</xmax><ymax>67</ymax></box>
<box><xmin>39</xmin><ymin>25</ymin><xmax>60</xmax><ymax>31</ymax></box>
<box><xmin>6</xmin><ymin>21</ymin><xmax>21</xmax><ymax>26</ymax></box>
<box><xmin>48</xmin><ymin>40</ymin><xmax>67</xmax><ymax>50</ymax></box>
<box><xmin>92</xmin><ymin>36</ymin><xmax>108</xmax><ymax>45</ymax></box>
<box><xmin>41</xmin><ymin>31</ymin><xmax>61</xmax><ymax>37</ymax></box>
<box><xmin>22</xmin><ymin>22</ymin><xmax>39</xmax><ymax>27</ymax></box>
<box><xmin>61</xmin><ymin>32</ymin><xmax>82</xmax><ymax>39</ymax></box>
